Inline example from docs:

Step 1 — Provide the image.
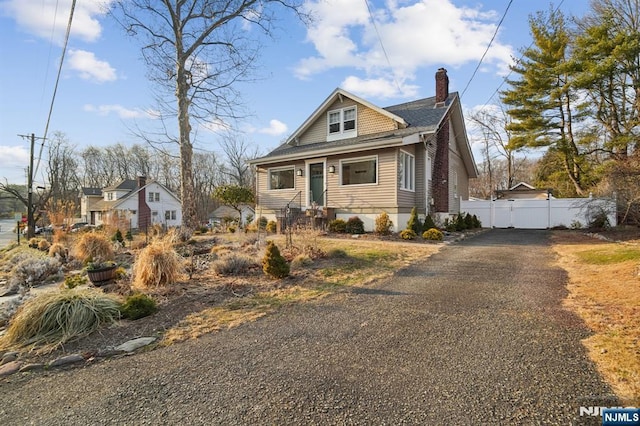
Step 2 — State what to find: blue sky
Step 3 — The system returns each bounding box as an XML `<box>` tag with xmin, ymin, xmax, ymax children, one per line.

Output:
<box><xmin>0</xmin><ymin>0</ymin><xmax>590</xmax><ymax>185</ymax></box>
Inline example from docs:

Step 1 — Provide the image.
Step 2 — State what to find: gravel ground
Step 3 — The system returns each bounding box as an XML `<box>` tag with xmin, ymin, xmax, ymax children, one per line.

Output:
<box><xmin>0</xmin><ymin>229</ymin><xmax>617</xmax><ymax>425</ymax></box>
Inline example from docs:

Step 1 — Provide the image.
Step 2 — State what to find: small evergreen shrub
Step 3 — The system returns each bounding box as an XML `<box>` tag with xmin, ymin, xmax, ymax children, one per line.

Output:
<box><xmin>407</xmin><ymin>207</ymin><xmax>421</xmax><ymax>234</ymax></box>
<box><xmin>400</xmin><ymin>229</ymin><xmax>417</xmax><ymax>240</ymax></box>
<box><xmin>464</xmin><ymin>213</ymin><xmax>474</xmax><ymax>229</ymax></box>
<box><xmin>120</xmin><ymin>293</ymin><xmax>158</xmax><ymax>320</ymax></box>
<box><xmin>125</xmin><ymin>230</ymin><xmax>133</xmax><ymax>244</ymax></box>
<box><xmin>326</xmin><ymin>248</ymin><xmax>348</xmax><ymax>258</ymax></box>
<box><xmin>422</xmin><ymin>215</ymin><xmax>436</xmax><ymax>232</ymax></box>
<box><xmin>266</xmin><ymin>220</ymin><xmax>277</xmax><ymax>233</ymax></box>
<box><xmin>38</xmin><ymin>239</ymin><xmax>51</xmax><ymax>251</ymax></box>
<box><xmin>112</xmin><ymin>229</ymin><xmax>124</xmax><ymax>247</ymax></box>
<box><xmin>258</xmin><ymin>216</ymin><xmax>268</xmax><ymax>230</ymax></box>
<box><xmin>455</xmin><ymin>214</ymin><xmax>467</xmax><ymax>231</ymax></box>
<box><xmin>345</xmin><ymin>216</ymin><xmax>365</xmax><ymax>234</ymax></box>
<box><xmin>63</xmin><ymin>274</ymin><xmax>87</xmax><ymax>289</ymax></box>
<box><xmin>262</xmin><ymin>241</ymin><xmax>290</xmax><ymax>279</ymax></box>
<box><xmin>375</xmin><ymin>212</ymin><xmax>393</xmax><ymax>235</ymax></box>
<box><xmin>472</xmin><ymin>215</ymin><xmax>481</xmax><ymax>228</ymax></box>
<box><xmin>328</xmin><ymin>219</ymin><xmax>347</xmax><ymax>233</ymax></box>
<box><xmin>422</xmin><ymin>228</ymin><xmax>444</xmax><ymax>241</ymax></box>
<box><xmin>444</xmin><ymin>218</ymin><xmax>456</xmax><ymax>232</ymax></box>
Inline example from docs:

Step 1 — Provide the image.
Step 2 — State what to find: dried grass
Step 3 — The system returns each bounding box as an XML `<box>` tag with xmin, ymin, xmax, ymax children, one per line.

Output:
<box><xmin>74</xmin><ymin>232</ymin><xmax>114</xmax><ymax>264</ymax></box>
<box><xmin>132</xmin><ymin>239</ymin><xmax>184</xmax><ymax>290</ymax></box>
<box><xmin>0</xmin><ymin>288</ymin><xmax>121</xmax><ymax>353</ymax></box>
<box><xmin>552</xmin><ymin>232</ymin><xmax>640</xmax><ymax>405</ymax></box>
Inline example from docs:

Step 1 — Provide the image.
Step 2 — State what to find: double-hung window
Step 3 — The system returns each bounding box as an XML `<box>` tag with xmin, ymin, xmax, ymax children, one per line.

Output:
<box><xmin>148</xmin><ymin>192</ymin><xmax>160</xmax><ymax>202</ymax></box>
<box><xmin>340</xmin><ymin>156</ymin><xmax>377</xmax><ymax>186</ymax></box>
<box><xmin>399</xmin><ymin>151</ymin><xmax>415</xmax><ymax>191</ymax></box>
<box><xmin>327</xmin><ymin>106</ymin><xmax>357</xmax><ymax>140</ymax></box>
<box><xmin>269</xmin><ymin>167</ymin><xmax>295</xmax><ymax>190</ymax></box>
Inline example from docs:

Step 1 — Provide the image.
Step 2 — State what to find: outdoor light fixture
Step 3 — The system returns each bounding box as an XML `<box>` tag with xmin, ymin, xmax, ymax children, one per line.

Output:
<box><xmin>328</xmin><ymin>165</ymin><xmax>335</xmax><ymax>174</ymax></box>
<box><xmin>296</xmin><ymin>168</ymin><xmax>303</xmax><ymax>176</ymax></box>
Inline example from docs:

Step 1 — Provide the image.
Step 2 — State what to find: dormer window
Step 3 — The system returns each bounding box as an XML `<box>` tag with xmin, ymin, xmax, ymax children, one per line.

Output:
<box><xmin>327</xmin><ymin>106</ymin><xmax>357</xmax><ymax>141</ymax></box>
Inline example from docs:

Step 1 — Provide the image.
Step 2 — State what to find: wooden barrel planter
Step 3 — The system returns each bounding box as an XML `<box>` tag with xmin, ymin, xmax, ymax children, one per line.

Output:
<box><xmin>87</xmin><ymin>264</ymin><xmax>117</xmax><ymax>286</ymax></box>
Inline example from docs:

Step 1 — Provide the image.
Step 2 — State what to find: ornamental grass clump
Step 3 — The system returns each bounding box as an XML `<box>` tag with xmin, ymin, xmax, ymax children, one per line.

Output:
<box><xmin>262</xmin><ymin>241</ymin><xmax>289</xmax><ymax>279</ymax></box>
<box><xmin>212</xmin><ymin>253</ymin><xmax>257</xmax><ymax>276</ymax></box>
<box><xmin>132</xmin><ymin>240</ymin><xmax>184</xmax><ymax>289</ymax></box>
<box><xmin>74</xmin><ymin>232</ymin><xmax>114</xmax><ymax>264</ymax></box>
<box><xmin>0</xmin><ymin>288</ymin><xmax>121</xmax><ymax>352</ymax></box>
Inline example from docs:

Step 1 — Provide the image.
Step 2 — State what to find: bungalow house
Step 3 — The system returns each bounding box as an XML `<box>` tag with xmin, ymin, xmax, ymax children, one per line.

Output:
<box><xmin>80</xmin><ymin>176</ymin><xmax>182</xmax><ymax>230</ymax></box>
<box><xmin>249</xmin><ymin>68</ymin><xmax>477</xmax><ymax>232</ymax></box>
<box><xmin>209</xmin><ymin>204</ymin><xmax>255</xmax><ymax>227</ymax></box>
<box><xmin>495</xmin><ymin>182</ymin><xmax>552</xmax><ymax>200</ymax></box>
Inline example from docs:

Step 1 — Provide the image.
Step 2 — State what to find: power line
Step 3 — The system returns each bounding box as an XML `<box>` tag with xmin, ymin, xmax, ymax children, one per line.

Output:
<box><xmin>34</xmin><ymin>0</ymin><xmax>77</xmax><ymax>178</ymax></box>
<box><xmin>363</xmin><ymin>0</ymin><xmax>404</xmax><ymax>96</ymax></box>
<box><xmin>460</xmin><ymin>0</ymin><xmax>513</xmax><ymax>99</ymax></box>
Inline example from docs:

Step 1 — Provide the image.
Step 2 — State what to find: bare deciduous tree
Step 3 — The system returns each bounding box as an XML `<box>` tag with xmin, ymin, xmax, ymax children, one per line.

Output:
<box><xmin>110</xmin><ymin>0</ymin><xmax>307</xmax><ymax>229</ymax></box>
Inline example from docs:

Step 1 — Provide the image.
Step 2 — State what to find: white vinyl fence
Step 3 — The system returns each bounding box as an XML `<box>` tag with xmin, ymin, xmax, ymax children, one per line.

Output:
<box><xmin>461</xmin><ymin>197</ymin><xmax>617</xmax><ymax>229</ymax></box>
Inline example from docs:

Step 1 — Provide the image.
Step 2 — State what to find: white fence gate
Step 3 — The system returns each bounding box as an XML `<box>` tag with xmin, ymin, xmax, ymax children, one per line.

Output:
<box><xmin>461</xmin><ymin>197</ymin><xmax>617</xmax><ymax>229</ymax></box>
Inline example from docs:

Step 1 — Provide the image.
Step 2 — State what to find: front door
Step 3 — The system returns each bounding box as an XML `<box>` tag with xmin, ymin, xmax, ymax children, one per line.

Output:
<box><xmin>309</xmin><ymin>162</ymin><xmax>324</xmax><ymax>206</ymax></box>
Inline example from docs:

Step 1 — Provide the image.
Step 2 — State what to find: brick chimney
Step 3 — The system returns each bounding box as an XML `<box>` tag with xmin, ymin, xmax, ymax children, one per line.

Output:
<box><xmin>137</xmin><ymin>176</ymin><xmax>151</xmax><ymax>231</ymax></box>
<box><xmin>435</xmin><ymin>68</ymin><xmax>449</xmax><ymax>104</ymax></box>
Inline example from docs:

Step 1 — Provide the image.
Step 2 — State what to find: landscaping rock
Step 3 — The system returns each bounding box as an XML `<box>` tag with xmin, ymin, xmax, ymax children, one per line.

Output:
<box><xmin>48</xmin><ymin>354</ymin><xmax>85</xmax><ymax>368</ymax></box>
<box><xmin>19</xmin><ymin>363</ymin><xmax>45</xmax><ymax>372</ymax></box>
<box><xmin>0</xmin><ymin>360</ymin><xmax>22</xmax><ymax>377</ymax></box>
<box><xmin>114</xmin><ymin>337</ymin><xmax>157</xmax><ymax>353</ymax></box>
<box><xmin>0</xmin><ymin>351</ymin><xmax>19</xmax><ymax>365</ymax></box>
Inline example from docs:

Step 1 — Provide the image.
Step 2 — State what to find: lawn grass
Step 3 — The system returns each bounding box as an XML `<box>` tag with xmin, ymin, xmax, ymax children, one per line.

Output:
<box><xmin>552</xmin><ymin>232</ymin><xmax>640</xmax><ymax>405</ymax></box>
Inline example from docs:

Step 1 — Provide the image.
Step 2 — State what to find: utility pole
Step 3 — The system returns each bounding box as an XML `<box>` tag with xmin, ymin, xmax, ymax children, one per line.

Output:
<box><xmin>18</xmin><ymin>133</ymin><xmax>44</xmax><ymax>240</ymax></box>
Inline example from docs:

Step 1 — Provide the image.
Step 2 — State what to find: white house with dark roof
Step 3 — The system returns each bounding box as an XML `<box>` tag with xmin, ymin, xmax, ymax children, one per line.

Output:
<box><xmin>248</xmin><ymin>68</ymin><xmax>477</xmax><ymax>232</ymax></box>
<box><xmin>80</xmin><ymin>176</ymin><xmax>182</xmax><ymax>230</ymax></box>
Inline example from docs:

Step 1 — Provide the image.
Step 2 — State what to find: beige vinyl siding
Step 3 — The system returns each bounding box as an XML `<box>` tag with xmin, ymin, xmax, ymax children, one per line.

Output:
<box><xmin>325</xmin><ymin>148</ymin><xmax>398</xmax><ymax>210</ymax></box>
<box><xmin>255</xmin><ymin>162</ymin><xmax>305</xmax><ymax>210</ymax></box>
<box><xmin>298</xmin><ymin>98</ymin><xmax>398</xmax><ymax>145</ymax></box>
<box><xmin>397</xmin><ymin>145</ymin><xmax>417</xmax><ymax>208</ymax></box>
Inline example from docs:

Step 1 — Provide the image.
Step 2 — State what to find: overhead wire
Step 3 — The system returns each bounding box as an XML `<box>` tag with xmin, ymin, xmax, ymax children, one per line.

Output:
<box><xmin>34</xmin><ymin>0</ymin><xmax>77</xmax><ymax>179</ymax></box>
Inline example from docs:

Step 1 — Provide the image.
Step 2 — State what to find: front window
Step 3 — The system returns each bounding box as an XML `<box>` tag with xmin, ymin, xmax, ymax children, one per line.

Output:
<box><xmin>340</xmin><ymin>156</ymin><xmax>377</xmax><ymax>186</ymax></box>
<box><xmin>107</xmin><ymin>192</ymin><xmax>113</xmax><ymax>201</ymax></box>
<box><xmin>269</xmin><ymin>167</ymin><xmax>295</xmax><ymax>190</ymax></box>
<box><xmin>148</xmin><ymin>192</ymin><xmax>160</xmax><ymax>202</ymax></box>
<box><xmin>399</xmin><ymin>151</ymin><xmax>415</xmax><ymax>191</ymax></box>
<box><xmin>165</xmin><ymin>210</ymin><xmax>177</xmax><ymax>220</ymax></box>
<box><xmin>327</xmin><ymin>106</ymin><xmax>357</xmax><ymax>139</ymax></box>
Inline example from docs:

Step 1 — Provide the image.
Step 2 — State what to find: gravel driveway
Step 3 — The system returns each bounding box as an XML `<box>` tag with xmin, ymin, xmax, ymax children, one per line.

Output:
<box><xmin>0</xmin><ymin>229</ymin><xmax>617</xmax><ymax>425</ymax></box>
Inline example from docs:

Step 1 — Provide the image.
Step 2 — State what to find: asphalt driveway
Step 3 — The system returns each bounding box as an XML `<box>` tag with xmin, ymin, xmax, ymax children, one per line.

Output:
<box><xmin>0</xmin><ymin>229</ymin><xmax>617</xmax><ymax>425</ymax></box>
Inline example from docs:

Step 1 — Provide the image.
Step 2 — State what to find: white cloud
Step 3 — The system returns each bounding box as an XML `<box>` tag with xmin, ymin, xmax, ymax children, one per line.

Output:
<box><xmin>84</xmin><ymin>104</ymin><xmax>155</xmax><ymax>119</ymax></box>
<box><xmin>68</xmin><ymin>49</ymin><xmax>117</xmax><ymax>82</ymax></box>
<box><xmin>297</xmin><ymin>0</ymin><xmax>514</xmax><ymax>85</ymax></box>
<box><xmin>258</xmin><ymin>119</ymin><xmax>288</xmax><ymax>136</ymax></box>
<box><xmin>341</xmin><ymin>76</ymin><xmax>419</xmax><ymax>99</ymax></box>
<box><xmin>0</xmin><ymin>145</ymin><xmax>29</xmax><ymax>181</ymax></box>
<box><xmin>1</xmin><ymin>0</ymin><xmax>114</xmax><ymax>44</ymax></box>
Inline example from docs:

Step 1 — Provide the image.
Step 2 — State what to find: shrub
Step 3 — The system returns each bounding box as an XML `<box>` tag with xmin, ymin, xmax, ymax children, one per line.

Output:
<box><xmin>228</xmin><ymin>225</ymin><xmax>236</xmax><ymax>233</ymax></box>
<box><xmin>328</xmin><ymin>219</ymin><xmax>347</xmax><ymax>233</ymax></box>
<box><xmin>326</xmin><ymin>248</ymin><xmax>348</xmax><ymax>259</ymax></box>
<box><xmin>112</xmin><ymin>229</ymin><xmax>124</xmax><ymax>247</ymax></box>
<box><xmin>120</xmin><ymin>293</ymin><xmax>157</xmax><ymax>320</ymax></box>
<box><xmin>399</xmin><ymin>229</ymin><xmax>417</xmax><ymax>240</ymax></box>
<box><xmin>212</xmin><ymin>253</ymin><xmax>257</xmax><ymax>276</ymax></box>
<box><xmin>422</xmin><ymin>215</ymin><xmax>436</xmax><ymax>232</ymax></box>
<box><xmin>444</xmin><ymin>218</ymin><xmax>456</xmax><ymax>232</ymax></box>
<box><xmin>345</xmin><ymin>216</ymin><xmax>365</xmax><ymax>234</ymax></box>
<box><xmin>291</xmin><ymin>254</ymin><xmax>313</xmax><ymax>269</ymax></box>
<box><xmin>125</xmin><ymin>230</ymin><xmax>133</xmax><ymax>244</ymax></box>
<box><xmin>266</xmin><ymin>220</ymin><xmax>277</xmax><ymax>233</ymax></box>
<box><xmin>133</xmin><ymin>240</ymin><xmax>183</xmax><ymax>289</ymax></box>
<box><xmin>422</xmin><ymin>228</ymin><xmax>444</xmax><ymax>241</ymax></box>
<box><xmin>407</xmin><ymin>207</ymin><xmax>421</xmax><ymax>234</ymax></box>
<box><xmin>38</xmin><ymin>239</ymin><xmax>51</xmax><ymax>251</ymax></box>
<box><xmin>258</xmin><ymin>216</ymin><xmax>268</xmax><ymax>230</ymax></box>
<box><xmin>455</xmin><ymin>214</ymin><xmax>467</xmax><ymax>231</ymax></box>
<box><xmin>375</xmin><ymin>212</ymin><xmax>393</xmax><ymax>235</ymax></box>
<box><xmin>464</xmin><ymin>213</ymin><xmax>474</xmax><ymax>229</ymax></box>
<box><xmin>74</xmin><ymin>232</ymin><xmax>114</xmax><ymax>264</ymax></box>
<box><xmin>472</xmin><ymin>215</ymin><xmax>481</xmax><ymax>229</ymax></box>
<box><xmin>62</xmin><ymin>274</ymin><xmax>87</xmax><ymax>289</ymax></box>
<box><xmin>0</xmin><ymin>288</ymin><xmax>121</xmax><ymax>351</ymax></box>
<box><xmin>8</xmin><ymin>256</ymin><xmax>61</xmax><ymax>289</ymax></box>
<box><xmin>28</xmin><ymin>238</ymin><xmax>40</xmax><ymax>249</ymax></box>
<box><xmin>262</xmin><ymin>241</ymin><xmax>289</xmax><ymax>279</ymax></box>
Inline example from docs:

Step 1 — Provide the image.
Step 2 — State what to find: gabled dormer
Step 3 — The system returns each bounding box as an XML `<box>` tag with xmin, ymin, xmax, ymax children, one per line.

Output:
<box><xmin>286</xmin><ymin>88</ymin><xmax>408</xmax><ymax>146</ymax></box>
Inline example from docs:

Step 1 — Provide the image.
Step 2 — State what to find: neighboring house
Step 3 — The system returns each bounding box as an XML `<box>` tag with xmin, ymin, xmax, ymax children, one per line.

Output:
<box><xmin>209</xmin><ymin>204</ymin><xmax>255</xmax><ymax>226</ymax></box>
<box><xmin>495</xmin><ymin>182</ymin><xmax>552</xmax><ymax>200</ymax></box>
<box><xmin>80</xmin><ymin>176</ymin><xmax>182</xmax><ymax>230</ymax></box>
<box><xmin>249</xmin><ymin>68</ymin><xmax>477</xmax><ymax>232</ymax></box>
